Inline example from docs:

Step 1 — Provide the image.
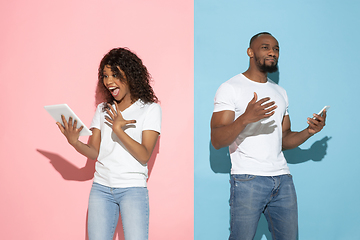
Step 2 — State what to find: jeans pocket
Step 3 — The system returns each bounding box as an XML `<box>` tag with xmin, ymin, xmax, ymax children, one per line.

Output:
<box><xmin>232</xmin><ymin>174</ymin><xmax>257</xmax><ymax>182</ymax></box>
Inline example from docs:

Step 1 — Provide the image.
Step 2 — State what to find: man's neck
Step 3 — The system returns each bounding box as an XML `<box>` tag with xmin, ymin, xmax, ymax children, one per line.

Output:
<box><xmin>242</xmin><ymin>69</ymin><xmax>268</xmax><ymax>83</ymax></box>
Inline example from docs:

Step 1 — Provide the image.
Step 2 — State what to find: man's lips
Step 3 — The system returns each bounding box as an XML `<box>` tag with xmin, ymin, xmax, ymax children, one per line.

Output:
<box><xmin>265</xmin><ymin>58</ymin><xmax>276</xmax><ymax>62</ymax></box>
<box><xmin>265</xmin><ymin>58</ymin><xmax>277</xmax><ymax>65</ymax></box>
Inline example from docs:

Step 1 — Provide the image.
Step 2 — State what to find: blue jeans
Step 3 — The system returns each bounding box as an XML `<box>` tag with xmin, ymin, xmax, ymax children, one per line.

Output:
<box><xmin>88</xmin><ymin>182</ymin><xmax>149</xmax><ymax>240</ymax></box>
<box><xmin>229</xmin><ymin>174</ymin><xmax>298</xmax><ymax>240</ymax></box>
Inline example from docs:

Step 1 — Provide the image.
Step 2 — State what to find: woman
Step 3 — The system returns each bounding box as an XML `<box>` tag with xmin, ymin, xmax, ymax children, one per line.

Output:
<box><xmin>57</xmin><ymin>47</ymin><xmax>161</xmax><ymax>240</ymax></box>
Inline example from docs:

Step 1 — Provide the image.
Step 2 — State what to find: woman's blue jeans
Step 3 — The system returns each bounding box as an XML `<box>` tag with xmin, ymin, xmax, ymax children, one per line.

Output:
<box><xmin>229</xmin><ymin>174</ymin><xmax>298</xmax><ymax>240</ymax></box>
<box><xmin>88</xmin><ymin>182</ymin><xmax>149</xmax><ymax>240</ymax></box>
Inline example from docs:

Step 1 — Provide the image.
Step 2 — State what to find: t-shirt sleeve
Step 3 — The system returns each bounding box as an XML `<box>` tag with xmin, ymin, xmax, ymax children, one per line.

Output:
<box><xmin>213</xmin><ymin>82</ymin><xmax>236</xmax><ymax>113</ymax></box>
<box><xmin>143</xmin><ymin>103</ymin><xmax>162</xmax><ymax>134</ymax></box>
<box><xmin>90</xmin><ymin>103</ymin><xmax>104</xmax><ymax>130</ymax></box>
<box><xmin>284</xmin><ymin>90</ymin><xmax>289</xmax><ymax>116</ymax></box>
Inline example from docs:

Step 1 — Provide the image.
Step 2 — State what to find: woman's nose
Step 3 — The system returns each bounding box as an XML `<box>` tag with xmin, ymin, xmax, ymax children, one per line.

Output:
<box><xmin>104</xmin><ymin>77</ymin><xmax>113</xmax><ymax>85</ymax></box>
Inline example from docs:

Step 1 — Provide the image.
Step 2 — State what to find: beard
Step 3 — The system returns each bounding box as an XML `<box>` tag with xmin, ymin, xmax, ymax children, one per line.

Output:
<box><xmin>254</xmin><ymin>55</ymin><xmax>278</xmax><ymax>73</ymax></box>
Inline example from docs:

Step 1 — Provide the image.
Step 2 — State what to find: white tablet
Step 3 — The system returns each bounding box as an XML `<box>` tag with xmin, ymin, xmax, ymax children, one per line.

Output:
<box><xmin>44</xmin><ymin>104</ymin><xmax>92</xmax><ymax>136</ymax></box>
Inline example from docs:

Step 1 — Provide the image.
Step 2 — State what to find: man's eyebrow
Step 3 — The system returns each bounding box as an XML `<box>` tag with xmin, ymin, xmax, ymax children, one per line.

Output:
<box><xmin>265</xmin><ymin>44</ymin><xmax>280</xmax><ymax>49</ymax></box>
<box><xmin>261</xmin><ymin>43</ymin><xmax>279</xmax><ymax>47</ymax></box>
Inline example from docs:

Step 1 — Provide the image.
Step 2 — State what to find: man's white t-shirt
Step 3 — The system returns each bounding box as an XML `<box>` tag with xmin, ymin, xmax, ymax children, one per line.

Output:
<box><xmin>90</xmin><ymin>100</ymin><xmax>162</xmax><ymax>188</ymax></box>
<box><xmin>214</xmin><ymin>73</ymin><xmax>290</xmax><ymax>176</ymax></box>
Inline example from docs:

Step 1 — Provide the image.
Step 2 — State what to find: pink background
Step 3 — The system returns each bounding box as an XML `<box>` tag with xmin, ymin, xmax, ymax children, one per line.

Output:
<box><xmin>0</xmin><ymin>0</ymin><xmax>193</xmax><ymax>239</ymax></box>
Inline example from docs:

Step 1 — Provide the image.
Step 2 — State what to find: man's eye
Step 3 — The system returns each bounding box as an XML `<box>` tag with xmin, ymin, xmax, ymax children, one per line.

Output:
<box><xmin>262</xmin><ymin>46</ymin><xmax>268</xmax><ymax>49</ymax></box>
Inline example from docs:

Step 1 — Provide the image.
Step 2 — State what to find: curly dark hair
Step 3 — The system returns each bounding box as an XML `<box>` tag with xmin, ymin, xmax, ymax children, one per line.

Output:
<box><xmin>96</xmin><ymin>47</ymin><xmax>158</xmax><ymax>109</ymax></box>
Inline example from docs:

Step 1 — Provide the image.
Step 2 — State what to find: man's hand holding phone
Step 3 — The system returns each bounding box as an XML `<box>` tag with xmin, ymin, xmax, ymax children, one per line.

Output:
<box><xmin>307</xmin><ymin>105</ymin><xmax>329</xmax><ymax>135</ymax></box>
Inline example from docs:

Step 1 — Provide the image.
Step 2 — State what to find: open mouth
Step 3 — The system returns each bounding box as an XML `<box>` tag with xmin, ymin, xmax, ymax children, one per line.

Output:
<box><xmin>108</xmin><ymin>87</ymin><xmax>120</xmax><ymax>97</ymax></box>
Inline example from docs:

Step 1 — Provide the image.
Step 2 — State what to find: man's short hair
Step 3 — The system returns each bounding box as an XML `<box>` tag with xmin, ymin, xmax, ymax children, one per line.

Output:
<box><xmin>249</xmin><ymin>32</ymin><xmax>273</xmax><ymax>47</ymax></box>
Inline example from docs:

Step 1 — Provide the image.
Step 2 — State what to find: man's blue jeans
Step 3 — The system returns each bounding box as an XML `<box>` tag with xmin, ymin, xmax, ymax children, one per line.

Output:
<box><xmin>229</xmin><ymin>174</ymin><xmax>298</xmax><ymax>240</ymax></box>
<box><xmin>87</xmin><ymin>182</ymin><xmax>149</xmax><ymax>240</ymax></box>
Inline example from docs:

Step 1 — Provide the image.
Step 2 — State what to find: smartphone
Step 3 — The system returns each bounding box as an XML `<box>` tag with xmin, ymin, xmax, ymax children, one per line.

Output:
<box><xmin>313</xmin><ymin>106</ymin><xmax>330</xmax><ymax>119</ymax></box>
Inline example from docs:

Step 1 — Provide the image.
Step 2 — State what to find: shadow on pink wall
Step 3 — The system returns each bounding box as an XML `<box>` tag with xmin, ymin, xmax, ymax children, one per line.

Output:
<box><xmin>36</xmin><ymin>137</ymin><xmax>160</xmax><ymax>240</ymax></box>
<box><xmin>36</xmin><ymin>136</ymin><xmax>159</xmax><ymax>181</ymax></box>
<box><xmin>36</xmin><ymin>149</ymin><xmax>95</xmax><ymax>181</ymax></box>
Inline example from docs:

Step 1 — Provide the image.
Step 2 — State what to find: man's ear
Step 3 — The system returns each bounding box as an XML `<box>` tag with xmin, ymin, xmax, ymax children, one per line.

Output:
<box><xmin>247</xmin><ymin>48</ymin><xmax>253</xmax><ymax>58</ymax></box>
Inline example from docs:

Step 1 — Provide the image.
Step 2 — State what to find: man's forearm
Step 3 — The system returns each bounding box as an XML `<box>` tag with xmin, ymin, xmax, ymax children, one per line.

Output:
<box><xmin>282</xmin><ymin>128</ymin><xmax>313</xmax><ymax>150</ymax></box>
<box><xmin>211</xmin><ymin>115</ymin><xmax>248</xmax><ymax>149</ymax></box>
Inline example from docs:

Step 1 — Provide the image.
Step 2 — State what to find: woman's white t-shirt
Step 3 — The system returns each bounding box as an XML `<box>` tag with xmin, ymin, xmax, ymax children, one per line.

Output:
<box><xmin>90</xmin><ymin>100</ymin><xmax>162</xmax><ymax>188</ymax></box>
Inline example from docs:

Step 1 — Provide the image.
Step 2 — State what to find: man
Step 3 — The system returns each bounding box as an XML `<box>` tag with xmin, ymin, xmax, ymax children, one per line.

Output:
<box><xmin>210</xmin><ymin>32</ymin><xmax>326</xmax><ymax>240</ymax></box>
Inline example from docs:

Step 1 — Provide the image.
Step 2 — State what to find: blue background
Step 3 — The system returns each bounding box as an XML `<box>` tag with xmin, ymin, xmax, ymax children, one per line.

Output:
<box><xmin>194</xmin><ymin>0</ymin><xmax>360</xmax><ymax>239</ymax></box>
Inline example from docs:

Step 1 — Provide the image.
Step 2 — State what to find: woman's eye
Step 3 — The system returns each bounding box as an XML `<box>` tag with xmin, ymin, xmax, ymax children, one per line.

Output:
<box><xmin>113</xmin><ymin>74</ymin><xmax>117</xmax><ymax>78</ymax></box>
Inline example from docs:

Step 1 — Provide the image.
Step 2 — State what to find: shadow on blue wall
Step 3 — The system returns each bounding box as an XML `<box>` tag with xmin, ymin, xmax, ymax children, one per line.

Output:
<box><xmin>284</xmin><ymin>136</ymin><xmax>331</xmax><ymax>164</ymax></box>
<box><xmin>209</xmin><ymin>136</ymin><xmax>331</xmax><ymax>239</ymax></box>
<box><xmin>268</xmin><ymin>71</ymin><xmax>279</xmax><ymax>84</ymax></box>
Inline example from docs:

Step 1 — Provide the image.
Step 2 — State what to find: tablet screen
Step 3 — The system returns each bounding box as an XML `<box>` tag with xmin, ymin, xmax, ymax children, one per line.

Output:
<box><xmin>44</xmin><ymin>104</ymin><xmax>92</xmax><ymax>136</ymax></box>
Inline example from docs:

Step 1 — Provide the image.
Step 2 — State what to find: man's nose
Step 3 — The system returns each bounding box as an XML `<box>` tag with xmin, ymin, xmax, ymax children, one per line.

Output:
<box><xmin>268</xmin><ymin>49</ymin><xmax>276</xmax><ymax>56</ymax></box>
<box><xmin>268</xmin><ymin>48</ymin><xmax>278</xmax><ymax>57</ymax></box>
